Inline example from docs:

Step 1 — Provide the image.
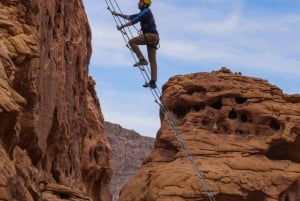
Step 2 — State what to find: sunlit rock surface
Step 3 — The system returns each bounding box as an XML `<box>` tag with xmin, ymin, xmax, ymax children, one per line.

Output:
<box><xmin>118</xmin><ymin>67</ymin><xmax>300</xmax><ymax>201</ymax></box>
<box><xmin>0</xmin><ymin>1</ymin><xmax>112</xmax><ymax>200</ymax></box>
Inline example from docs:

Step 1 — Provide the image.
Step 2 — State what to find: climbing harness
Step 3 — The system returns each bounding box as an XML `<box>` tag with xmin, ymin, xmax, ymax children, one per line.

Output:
<box><xmin>143</xmin><ymin>33</ymin><xmax>160</xmax><ymax>49</ymax></box>
<box><xmin>104</xmin><ymin>1</ymin><xmax>216</xmax><ymax>201</ymax></box>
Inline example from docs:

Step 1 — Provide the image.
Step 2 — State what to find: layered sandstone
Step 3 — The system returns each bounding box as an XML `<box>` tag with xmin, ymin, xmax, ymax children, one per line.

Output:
<box><xmin>118</xmin><ymin>67</ymin><xmax>300</xmax><ymax>201</ymax></box>
<box><xmin>0</xmin><ymin>1</ymin><xmax>111</xmax><ymax>201</ymax></box>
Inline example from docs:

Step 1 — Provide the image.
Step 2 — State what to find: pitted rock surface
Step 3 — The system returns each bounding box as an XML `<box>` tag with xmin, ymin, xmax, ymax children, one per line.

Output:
<box><xmin>0</xmin><ymin>1</ymin><xmax>111</xmax><ymax>201</ymax></box>
<box><xmin>118</xmin><ymin>68</ymin><xmax>300</xmax><ymax>201</ymax></box>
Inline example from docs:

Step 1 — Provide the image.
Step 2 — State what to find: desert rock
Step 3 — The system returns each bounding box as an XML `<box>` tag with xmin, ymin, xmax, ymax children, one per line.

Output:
<box><xmin>0</xmin><ymin>1</ymin><xmax>112</xmax><ymax>200</ymax></box>
<box><xmin>118</xmin><ymin>67</ymin><xmax>300</xmax><ymax>201</ymax></box>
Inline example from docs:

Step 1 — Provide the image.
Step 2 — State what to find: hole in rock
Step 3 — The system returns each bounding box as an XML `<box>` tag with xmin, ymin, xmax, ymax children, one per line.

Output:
<box><xmin>269</xmin><ymin>118</ymin><xmax>281</xmax><ymax>131</ymax></box>
<box><xmin>19</xmin><ymin>132</ymin><xmax>43</xmax><ymax>166</ymax></box>
<box><xmin>187</xmin><ymin>90</ymin><xmax>193</xmax><ymax>95</ymax></box>
<box><xmin>240</xmin><ymin>113</ymin><xmax>248</xmax><ymax>123</ymax></box>
<box><xmin>235</xmin><ymin>129</ymin><xmax>246</xmax><ymax>136</ymax></box>
<box><xmin>209</xmin><ymin>99</ymin><xmax>222</xmax><ymax>110</ymax></box>
<box><xmin>51</xmin><ymin>169</ymin><xmax>60</xmax><ymax>183</ymax></box>
<box><xmin>201</xmin><ymin>117</ymin><xmax>211</xmax><ymax>126</ymax></box>
<box><xmin>223</xmin><ymin>126</ymin><xmax>229</xmax><ymax>134</ymax></box>
<box><xmin>56</xmin><ymin>4</ymin><xmax>62</xmax><ymax>14</ymax></box>
<box><xmin>216</xmin><ymin>121</ymin><xmax>230</xmax><ymax>134</ymax></box>
<box><xmin>246</xmin><ymin>190</ymin><xmax>267</xmax><ymax>201</ymax></box>
<box><xmin>228</xmin><ymin>109</ymin><xmax>237</xmax><ymax>119</ymax></box>
<box><xmin>173</xmin><ymin>105</ymin><xmax>189</xmax><ymax>118</ymax></box>
<box><xmin>94</xmin><ymin>148</ymin><xmax>100</xmax><ymax>163</ymax></box>
<box><xmin>266</xmin><ymin>136</ymin><xmax>300</xmax><ymax>163</ymax></box>
<box><xmin>193</xmin><ymin>104</ymin><xmax>205</xmax><ymax>112</ymax></box>
<box><xmin>69</xmin><ymin>166</ymin><xmax>74</xmax><ymax>176</ymax></box>
<box><xmin>94</xmin><ymin>147</ymin><xmax>104</xmax><ymax>164</ymax></box>
<box><xmin>186</xmin><ymin>87</ymin><xmax>206</xmax><ymax>95</ymax></box>
<box><xmin>213</xmin><ymin>190</ymin><xmax>266</xmax><ymax>201</ymax></box>
<box><xmin>159</xmin><ymin>139</ymin><xmax>179</xmax><ymax>154</ymax></box>
<box><xmin>65</xmin><ymin>169</ymin><xmax>69</xmax><ymax>177</ymax></box>
<box><xmin>235</xmin><ymin>97</ymin><xmax>247</xmax><ymax>104</ymax></box>
<box><xmin>59</xmin><ymin>193</ymin><xmax>72</xmax><ymax>199</ymax></box>
<box><xmin>0</xmin><ymin>111</ymin><xmax>18</xmax><ymax>157</ymax></box>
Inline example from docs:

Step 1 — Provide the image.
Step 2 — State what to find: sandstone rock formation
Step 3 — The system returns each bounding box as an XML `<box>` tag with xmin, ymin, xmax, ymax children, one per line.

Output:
<box><xmin>279</xmin><ymin>176</ymin><xmax>300</xmax><ymax>201</ymax></box>
<box><xmin>105</xmin><ymin>122</ymin><xmax>154</xmax><ymax>201</ymax></box>
<box><xmin>0</xmin><ymin>1</ymin><xmax>111</xmax><ymax>201</ymax></box>
<box><xmin>118</xmin><ymin>67</ymin><xmax>300</xmax><ymax>201</ymax></box>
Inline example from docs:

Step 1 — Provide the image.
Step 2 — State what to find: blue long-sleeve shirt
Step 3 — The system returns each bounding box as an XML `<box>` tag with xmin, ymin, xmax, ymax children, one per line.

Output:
<box><xmin>126</xmin><ymin>8</ymin><xmax>159</xmax><ymax>35</ymax></box>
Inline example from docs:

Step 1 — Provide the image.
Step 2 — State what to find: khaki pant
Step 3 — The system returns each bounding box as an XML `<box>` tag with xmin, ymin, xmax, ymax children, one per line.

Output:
<box><xmin>129</xmin><ymin>33</ymin><xmax>159</xmax><ymax>81</ymax></box>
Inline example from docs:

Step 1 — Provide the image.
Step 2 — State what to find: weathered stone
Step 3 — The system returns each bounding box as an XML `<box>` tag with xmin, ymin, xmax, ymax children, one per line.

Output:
<box><xmin>0</xmin><ymin>1</ymin><xmax>112</xmax><ymax>201</ymax></box>
<box><xmin>279</xmin><ymin>176</ymin><xmax>300</xmax><ymax>201</ymax></box>
<box><xmin>118</xmin><ymin>68</ymin><xmax>300</xmax><ymax>201</ymax></box>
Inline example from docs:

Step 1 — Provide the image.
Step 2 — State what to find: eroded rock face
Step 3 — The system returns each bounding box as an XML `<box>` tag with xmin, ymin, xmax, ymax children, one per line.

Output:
<box><xmin>279</xmin><ymin>176</ymin><xmax>300</xmax><ymax>201</ymax></box>
<box><xmin>0</xmin><ymin>1</ymin><xmax>111</xmax><ymax>201</ymax></box>
<box><xmin>118</xmin><ymin>68</ymin><xmax>300</xmax><ymax>201</ymax></box>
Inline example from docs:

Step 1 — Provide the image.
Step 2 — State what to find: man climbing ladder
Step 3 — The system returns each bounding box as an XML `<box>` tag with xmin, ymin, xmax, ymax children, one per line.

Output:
<box><xmin>112</xmin><ymin>0</ymin><xmax>159</xmax><ymax>89</ymax></box>
<box><xmin>106</xmin><ymin>1</ymin><xmax>217</xmax><ymax>200</ymax></box>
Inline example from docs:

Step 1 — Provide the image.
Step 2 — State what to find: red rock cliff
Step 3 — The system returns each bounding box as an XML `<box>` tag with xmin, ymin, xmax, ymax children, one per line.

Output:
<box><xmin>0</xmin><ymin>1</ymin><xmax>112</xmax><ymax>201</ymax></box>
<box><xmin>118</xmin><ymin>68</ymin><xmax>300</xmax><ymax>201</ymax></box>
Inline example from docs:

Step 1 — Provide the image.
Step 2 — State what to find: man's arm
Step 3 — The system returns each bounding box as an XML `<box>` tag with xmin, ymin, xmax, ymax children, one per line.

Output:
<box><xmin>112</xmin><ymin>11</ymin><xmax>136</xmax><ymax>30</ymax></box>
<box><xmin>117</xmin><ymin>9</ymin><xmax>149</xmax><ymax>30</ymax></box>
<box><xmin>112</xmin><ymin>11</ymin><xmax>130</xmax><ymax>20</ymax></box>
<box><xmin>117</xmin><ymin>21</ymin><xmax>133</xmax><ymax>30</ymax></box>
<box><xmin>130</xmin><ymin>8</ymin><xmax>149</xmax><ymax>24</ymax></box>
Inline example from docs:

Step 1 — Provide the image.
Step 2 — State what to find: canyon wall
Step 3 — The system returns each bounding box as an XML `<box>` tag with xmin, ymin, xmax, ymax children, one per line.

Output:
<box><xmin>0</xmin><ymin>1</ymin><xmax>112</xmax><ymax>200</ymax></box>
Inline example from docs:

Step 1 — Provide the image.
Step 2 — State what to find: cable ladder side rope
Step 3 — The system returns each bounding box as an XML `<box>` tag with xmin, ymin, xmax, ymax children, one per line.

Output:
<box><xmin>104</xmin><ymin>1</ymin><xmax>216</xmax><ymax>200</ymax></box>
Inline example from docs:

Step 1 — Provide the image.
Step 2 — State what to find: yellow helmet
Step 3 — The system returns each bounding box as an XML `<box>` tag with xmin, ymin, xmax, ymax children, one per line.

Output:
<box><xmin>144</xmin><ymin>0</ymin><xmax>151</xmax><ymax>6</ymax></box>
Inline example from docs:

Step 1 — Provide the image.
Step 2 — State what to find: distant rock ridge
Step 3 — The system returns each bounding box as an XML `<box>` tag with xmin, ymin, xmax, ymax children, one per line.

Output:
<box><xmin>104</xmin><ymin>122</ymin><xmax>154</xmax><ymax>201</ymax></box>
<box><xmin>0</xmin><ymin>1</ymin><xmax>111</xmax><ymax>201</ymax></box>
<box><xmin>118</xmin><ymin>67</ymin><xmax>300</xmax><ymax>201</ymax></box>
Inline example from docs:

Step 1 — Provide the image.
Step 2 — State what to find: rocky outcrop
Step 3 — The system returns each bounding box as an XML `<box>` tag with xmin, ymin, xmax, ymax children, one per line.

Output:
<box><xmin>0</xmin><ymin>1</ymin><xmax>111</xmax><ymax>201</ymax></box>
<box><xmin>118</xmin><ymin>67</ymin><xmax>300</xmax><ymax>201</ymax></box>
<box><xmin>105</xmin><ymin>122</ymin><xmax>154</xmax><ymax>201</ymax></box>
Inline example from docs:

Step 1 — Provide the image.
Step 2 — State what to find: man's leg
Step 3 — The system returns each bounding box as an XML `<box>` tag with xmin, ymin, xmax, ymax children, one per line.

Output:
<box><xmin>129</xmin><ymin>35</ymin><xmax>146</xmax><ymax>61</ymax></box>
<box><xmin>147</xmin><ymin>45</ymin><xmax>157</xmax><ymax>81</ymax></box>
<box><xmin>146</xmin><ymin>33</ymin><xmax>159</xmax><ymax>81</ymax></box>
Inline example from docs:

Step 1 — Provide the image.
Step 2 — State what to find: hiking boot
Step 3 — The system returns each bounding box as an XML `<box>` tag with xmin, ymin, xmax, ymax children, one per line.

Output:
<box><xmin>143</xmin><ymin>80</ymin><xmax>156</xmax><ymax>89</ymax></box>
<box><xmin>133</xmin><ymin>59</ymin><xmax>148</xmax><ymax>67</ymax></box>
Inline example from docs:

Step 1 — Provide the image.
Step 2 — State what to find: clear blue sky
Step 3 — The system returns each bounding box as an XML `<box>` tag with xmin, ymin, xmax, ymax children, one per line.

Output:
<box><xmin>82</xmin><ymin>0</ymin><xmax>300</xmax><ymax>137</ymax></box>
